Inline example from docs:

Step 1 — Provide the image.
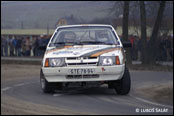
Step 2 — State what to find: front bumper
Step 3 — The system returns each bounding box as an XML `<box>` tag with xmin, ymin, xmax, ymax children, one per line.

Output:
<box><xmin>42</xmin><ymin>65</ymin><xmax>125</xmax><ymax>82</ymax></box>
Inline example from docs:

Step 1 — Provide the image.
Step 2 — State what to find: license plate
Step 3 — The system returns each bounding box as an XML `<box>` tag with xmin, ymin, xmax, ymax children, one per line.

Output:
<box><xmin>69</xmin><ymin>69</ymin><xmax>95</xmax><ymax>75</ymax></box>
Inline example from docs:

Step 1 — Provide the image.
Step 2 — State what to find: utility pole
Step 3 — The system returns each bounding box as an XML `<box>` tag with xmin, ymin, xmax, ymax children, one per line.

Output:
<box><xmin>47</xmin><ymin>23</ymin><xmax>49</xmax><ymax>35</ymax></box>
<box><xmin>21</xmin><ymin>21</ymin><xmax>24</xmax><ymax>29</ymax></box>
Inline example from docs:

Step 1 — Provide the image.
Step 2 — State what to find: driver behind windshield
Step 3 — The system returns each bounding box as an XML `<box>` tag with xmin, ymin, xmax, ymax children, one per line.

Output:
<box><xmin>96</xmin><ymin>31</ymin><xmax>111</xmax><ymax>43</ymax></box>
<box><xmin>64</xmin><ymin>32</ymin><xmax>76</xmax><ymax>43</ymax></box>
<box><xmin>51</xmin><ymin>27</ymin><xmax>118</xmax><ymax>46</ymax></box>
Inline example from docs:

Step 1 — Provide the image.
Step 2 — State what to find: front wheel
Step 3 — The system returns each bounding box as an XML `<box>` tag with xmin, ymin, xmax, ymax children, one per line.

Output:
<box><xmin>114</xmin><ymin>67</ymin><xmax>131</xmax><ymax>95</ymax></box>
<box><xmin>40</xmin><ymin>69</ymin><xmax>56</xmax><ymax>93</ymax></box>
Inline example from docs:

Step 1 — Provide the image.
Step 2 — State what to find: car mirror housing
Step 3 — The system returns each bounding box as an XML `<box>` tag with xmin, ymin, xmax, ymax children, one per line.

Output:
<box><xmin>122</xmin><ymin>41</ymin><xmax>132</xmax><ymax>48</ymax></box>
<box><xmin>39</xmin><ymin>45</ymin><xmax>47</xmax><ymax>51</ymax></box>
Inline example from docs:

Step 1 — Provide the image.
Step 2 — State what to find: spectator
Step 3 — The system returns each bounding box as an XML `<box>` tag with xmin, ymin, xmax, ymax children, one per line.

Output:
<box><xmin>170</xmin><ymin>35</ymin><xmax>173</xmax><ymax>60</ymax></box>
<box><xmin>25</xmin><ymin>37</ymin><xmax>31</xmax><ymax>56</ymax></box>
<box><xmin>3</xmin><ymin>36</ymin><xmax>8</xmax><ymax>56</ymax></box>
<box><xmin>38</xmin><ymin>37</ymin><xmax>43</xmax><ymax>56</ymax></box>
<box><xmin>129</xmin><ymin>35</ymin><xmax>135</xmax><ymax>48</ymax></box>
<box><xmin>165</xmin><ymin>36</ymin><xmax>172</xmax><ymax>61</ymax></box>
<box><xmin>16</xmin><ymin>37</ymin><xmax>22</xmax><ymax>56</ymax></box>
<box><xmin>21</xmin><ymin>37</ymin><xmax>26</xmax><ymax>56</ymax></box>
<box><xmin>12</xmin><ymin>36</ymin><xmax>18</xmax><ymax>56</ymax></box>
<box><xmin>6</xmin><ymin>36</ymin><xmax>11</xmax><ymax>56</ymax></box>
<box><xmin>1</xmin><ymin>36</ymin><xmax>4</xmax><ymax>56</ymax></box>
<box><xmin>129</xmin><ymin>35</ymin><xmax>135</xmax><ymax>60</ymax></box>
<box><xmin>9</xmin><ymin>36</ymin><xmax>15</xmax><ymax>56</ymax></box>
<box><xmin>156</xmin><ymin>36</ymin><xmax>162</xmax><ymax>61</ymax></box>
<box><xmin>160</xmin><ymin>36</ymin><xmax>166</xmax><ymax>61</ymax></box>
<box><xmin>32</xmin><ymin>36</ymin><xmax>36</xmax><ymax>56</ymax></box>
<box><xmin>137</xmin><ymin>37</ymin><xmax>142</xmax><ymax>61</ymax></box>
<box><xmin>133</xmin><ymin>36</ymin><xmax>138</xmax><ymax>60</ymax></box>
<box><xmin>33</xmin><ymin>36</ymin><xmax>39</xmax><ymax>56</ymax></box>
<box><xmin>38</xmin><ymin>35</ymin><xmax>49</xmax><ymax>56</ymax></box>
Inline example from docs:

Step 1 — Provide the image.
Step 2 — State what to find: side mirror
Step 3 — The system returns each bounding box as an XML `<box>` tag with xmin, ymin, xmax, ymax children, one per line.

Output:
<box><xmin>122</xmin><ymin>41</ymin><xmax>132</xmax><ymax>48</ymax></box>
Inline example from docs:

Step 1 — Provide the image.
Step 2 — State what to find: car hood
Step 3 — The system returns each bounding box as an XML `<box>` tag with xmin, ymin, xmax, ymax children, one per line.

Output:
<box><xmin>45</xmin><ymin>45</ymin><xmax>121</xmax><ymax>58</ymax></box>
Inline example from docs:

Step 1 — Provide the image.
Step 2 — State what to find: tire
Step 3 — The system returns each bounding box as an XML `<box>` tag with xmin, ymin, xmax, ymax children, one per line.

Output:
<box><xmin>40</xmin><ymin>69</ymin><xmax>56</xmax><ymax>93</ymax></box>
<box><xmin>114</xmin><ymin>67</ymin><xmax>131</xmax><ymax>95</ymax></box>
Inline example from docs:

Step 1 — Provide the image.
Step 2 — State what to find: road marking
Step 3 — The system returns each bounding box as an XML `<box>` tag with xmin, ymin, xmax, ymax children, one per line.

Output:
<box><xmin>2</xmin><ymin>81</ymin><xmax>173</xmax><ymax>110</ymax></box>
<box><xmin>14</xmin><ymin>83</ymin><xmax>25</xmax><ymax>87</ymax></box>
<box><xmin>1</xmin><ymin>87</ymin><xmax>12</xmax><ymax>91</ymax></box>
<box><xmin>53</xmin><ymin>93</ymin><xmax>65</xmax><ymax>97</ymax></box>
<box><xmin>130</xmin><ymin>94</ymin><xmax>173</xmax><ymax>109</ymax></box>
<box><xmin>1</xmin><ymin>87</ymin><xmax>12</xmax><ymax>93</ymax></box>
<box><xmin>1</xmin><ymin>82</ymin><xmax>38</xmax><ymax>93</ymax></box>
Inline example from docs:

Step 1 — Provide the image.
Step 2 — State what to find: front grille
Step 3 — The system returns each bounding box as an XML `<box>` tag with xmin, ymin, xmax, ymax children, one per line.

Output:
<box><xmin>66</xmin><ymin>57</ymin><xmax>97</xmax><ymax>60</ymax></box>
<box><xmin>67</xmin><ymin>63</ymin><xmax>97</xmax><ymax>66</ymax></box>
<box><xmin>66</xmin><ymin>74</ymin><xmax>99</xmax><ymax>79</ymax></box>
<box><xmin>66</xmin><ymin>57</ymin><xmax>99</xmax><ymax>66</ymax></box>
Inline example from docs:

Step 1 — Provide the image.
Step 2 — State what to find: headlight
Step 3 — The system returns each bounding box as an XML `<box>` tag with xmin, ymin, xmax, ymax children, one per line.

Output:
<box><xmin>45</xmin><ymin>58</ymin><xmax>65</xmax><ymax>67</ymax></box>
<box><xmin>49</xmin><ymin>58</ymin><xmax>65</xmax><ymax>67</ymax></box>
<box><xmin>99</xmin><ymin>56</ymin><xmax>115</xmax><ymax>66</ymax></box>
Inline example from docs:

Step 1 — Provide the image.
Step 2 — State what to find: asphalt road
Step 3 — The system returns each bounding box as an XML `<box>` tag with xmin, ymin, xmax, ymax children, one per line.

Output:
<box><xmin>1</xmin><ymin>70</ymin><xmax>173</xmax><ymax>115</ymax></box>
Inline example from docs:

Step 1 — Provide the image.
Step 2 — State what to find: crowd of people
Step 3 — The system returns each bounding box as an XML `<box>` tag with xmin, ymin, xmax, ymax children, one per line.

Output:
<box><xmin>156</xmin><ymin>34</ymin><xmax>173</xmax><ymax>61</ymax></box>
<box><xmin>1</xmin><ymin>34</ymin><xmax>173</xmax><ymax>62</ymax></box>
<box><xmin>126</xmin><ymin>34</ymin><xmax>173</xmax><ymax>62</ymax></box>
<box><xmin>1</xmin><ymin>35</ymin><xmax>50</xmax><ymax>57</ymax></box>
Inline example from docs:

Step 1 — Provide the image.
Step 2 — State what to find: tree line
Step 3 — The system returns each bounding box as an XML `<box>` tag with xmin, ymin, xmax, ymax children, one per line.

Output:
<box><xmin>122</xmin><ymin>1</ymin><xmax>167</xmax><ymax>65</ymax></box>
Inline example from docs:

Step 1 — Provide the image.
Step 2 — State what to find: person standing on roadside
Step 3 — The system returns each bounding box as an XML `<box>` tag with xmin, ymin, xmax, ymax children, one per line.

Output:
<box><xmin>137</xmin><ymin>37</ymin><xmax>142</xmax><ymax>61</ymax></box>
<box><xmin>25</xmin><ymin>37</ymin><xmax>31</xmax><ymax>56</ymax></box>
<box><xmin>3</xmin><ymin>36</ymin><xmax>8</xmax><ymax>56</ymax></box>
<box><xmin>21</xmin><ymin>37</ymin><xmax>26</xmax><ymax>56</ymax></box>
<box><xmin>129</xmin><ymin>35</ymin><xmax>135</xmax><ymax>60</ymax></box>
<box><xmin>16</xmin><ymin>37</ymin><xmax>22</xmax><ymax>56</ymax></box>
<box><xmin>9</xmin><ymin>36</ymin><xmax>14</xmax><ymax>56</ymax></box>
<box><xmin>170</xmin><ymin>35</ymin><xmax>173</xmax><ymax>60</ymax></box>
<box><xmin>165</xmin><ymin>36</ymin><xmax>172</xmax><ymax>61</ymax></box>
<box><xmin>13</xmin><ymin>36</ymin><xmax>18</xmax><ymax>56</ymax></box>
<box><xmin>34</xmin><ymin>36</ymin><xmax>39</xmax><ymax>56</ymax></box>
<box><xmin>1</xmin><ymin>36</ymin><xmax>4</xmax><ymax>56</ymax></box>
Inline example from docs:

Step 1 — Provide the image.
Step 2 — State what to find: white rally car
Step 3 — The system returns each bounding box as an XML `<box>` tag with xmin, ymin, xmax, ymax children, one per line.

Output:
<box><xmin>40</xmin><ymin>24</ymin><xmax>131</xmax><ymax>95</ymax></box>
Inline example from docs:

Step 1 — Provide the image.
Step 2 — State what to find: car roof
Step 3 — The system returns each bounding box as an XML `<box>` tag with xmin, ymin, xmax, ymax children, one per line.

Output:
<box><xmin>56</xmin><ymin>24</ymin><xmax>114</xmax><ymax>30</ymax></box>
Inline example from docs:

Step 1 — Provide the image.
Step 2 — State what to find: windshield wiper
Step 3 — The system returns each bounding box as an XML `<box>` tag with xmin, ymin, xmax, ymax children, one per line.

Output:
<box><xmin>50</xmin><ymin>41</ymin><xmax>113</xmax><ymax>46</ymax></box>
<box><xmin>80</xmin><ymin>41</ymin><xmax>113</xmax><ymax>45</ymax></box>
<box><xmin>52</xmin><ymin>42</ymin><xmax>75</xmax><ymax>45</ymax></box>
<box><xmin>53</xmin><ymin>42</ymin><xmax>73</xmax><ymax>44</ymax></box>
<box><xmin>49</xmin><ymin>42</ymin><xmax>74</xmax><ymax>47</ymax></box>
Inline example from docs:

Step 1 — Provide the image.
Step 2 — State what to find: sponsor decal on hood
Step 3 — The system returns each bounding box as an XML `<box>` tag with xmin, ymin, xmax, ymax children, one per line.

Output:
<box><xmin>45</xmin><ymin>45</ymin><xmax>121</xmax><ymax>57</ymax></box>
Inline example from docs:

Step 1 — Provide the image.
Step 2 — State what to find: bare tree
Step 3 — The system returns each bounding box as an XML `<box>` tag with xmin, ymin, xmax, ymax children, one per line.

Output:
<box><xmin>139</xmin><ymin>1</ymin><xmax>148</xmax><ymax>64</ymax></box>
<box><xmin>147</xmin><ymin>1</ymin><xmax>166</xmax><ymax>64</ymax></box>
<box><xmin>130</xmin><ymin>1</ymin><xmax>140</xmax><ymax>36</ymax></box>
<box><xmin>21</xmin><ymin>21</ymin><xmax>24</xmax><ymax>29</ymax></box>
<box><xmin>122</xmin><ymin>1</ymin><xmax>131</xmax><ymax>64</ymax></box>
<box><xmin>139</xmin><ymin>1</ymin><xmax>166</xmax><ymax>65</ymax></box>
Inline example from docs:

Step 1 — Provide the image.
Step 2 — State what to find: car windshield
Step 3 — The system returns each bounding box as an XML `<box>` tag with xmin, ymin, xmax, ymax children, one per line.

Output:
<box><xmin>49</xmin><ymin>26</ymin><xmax>119</xmax><ymax>47</ymax></box>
